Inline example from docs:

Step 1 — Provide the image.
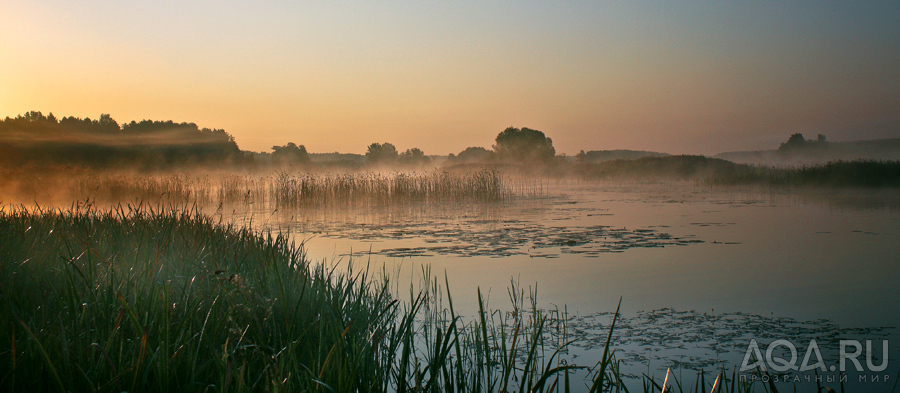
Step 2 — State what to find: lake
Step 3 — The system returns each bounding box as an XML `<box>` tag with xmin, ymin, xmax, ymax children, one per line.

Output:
<box><xmin>12</xmin><ymin>171</ymin><xmax>896</xmax><ymax>391</ymax></box>
<box><xmin>224</xmin><ymin>180</ymin><xmax>900</xmax><ymax>391</ymax></box>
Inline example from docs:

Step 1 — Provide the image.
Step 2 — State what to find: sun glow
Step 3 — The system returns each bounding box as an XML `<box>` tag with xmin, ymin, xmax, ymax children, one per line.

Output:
<box><xmin>2</xmin><ymin>1</ymin><xmax>899</xmax><ymax>155</ymax></box>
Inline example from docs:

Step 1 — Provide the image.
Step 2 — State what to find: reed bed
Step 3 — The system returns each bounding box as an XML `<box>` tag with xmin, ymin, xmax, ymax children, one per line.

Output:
<box><xmin>46</xmin><ymin>170</ymin><xmax>528</xmax><ymax>209</ymax></box>
<box><xmin>73</xmin><ymin>174</ymin><xmax>219</xmax><ymax>206</ymax></box>
<box><xmin>267</xmin><ymin>170</ymin><xmax>511</xmax><ymax>207</ymax></box>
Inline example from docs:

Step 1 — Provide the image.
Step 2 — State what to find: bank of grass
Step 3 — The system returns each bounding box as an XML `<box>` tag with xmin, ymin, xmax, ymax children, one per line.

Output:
<box><xmin>1</xmin><ymin>204</ymin><xmax>399</xmax><ymax>392</ymax></box>
<box><xmin>0</xmin><ymin>205</ymin><xmax>765</xmax><ymax>392</ymax></box>
<box><xmin>574</xmin><ymin>156</ymin><xmax>900</xmax><ymax>187</ymax></box>
<box><xmin>0</xmin><ymin>205</ymin><xmax>599</xmax><ymax>392</ymax></box>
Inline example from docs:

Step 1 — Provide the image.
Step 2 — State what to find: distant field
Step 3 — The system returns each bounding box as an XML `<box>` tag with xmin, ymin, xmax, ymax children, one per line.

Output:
<box><xmin>572</xmin><ymin>155</ymin><xmax>900</xmax><ymax>187</ymax></box>
<box><xmin>716</xmin><ymin>137</ymin><xmax>900</xmax><ymax>166</ymax></box>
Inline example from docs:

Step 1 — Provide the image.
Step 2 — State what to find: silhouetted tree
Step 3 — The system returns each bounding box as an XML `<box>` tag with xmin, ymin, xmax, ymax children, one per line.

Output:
<box><xmin>778</xmin><ymin>133</ymin><xmax>828</xmax><ymax>153</ymax></box>
<box><xmin>399</xmin><ymin>148</ymin><xmax>430</xmax><ymax>166</ymax></box>
<box><xmin>493</xmin><ymin>127</ymin><xmax>555</xmax><ymax>163</ymax></box>
<box><xmin>0</xmin><ymin>111</ymin><xmax>245</xmax><ymax>169</ymax></box>
<box><xmin>451</xmin><ymin>146</ymin><xmax>494</xmax><ymax>163</ymax></box>
<box><xmin>779</xmin><ymin>133</ymin><xmax>807</xmax><ymax>151</ymax></box>
<box><xmin>97</xmin><ymin>113</ymin><xmax>119</xmax><ymax>132</ymax></box>
<box><xmin>271</xmin><ymin>142</ymin><xmax>310</xmax><ymax>166</ymax></box>
<box><xmin>365</xmin><ymin>142</ymin><xmax>399</xmax><ymax>164</ymax></box>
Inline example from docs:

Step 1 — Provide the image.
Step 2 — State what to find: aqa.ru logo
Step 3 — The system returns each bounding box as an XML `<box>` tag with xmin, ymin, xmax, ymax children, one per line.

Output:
<box><xmin>740</xmin><ymin>339</ymin><xmax>888</xmax><ymax>373</ymax></box>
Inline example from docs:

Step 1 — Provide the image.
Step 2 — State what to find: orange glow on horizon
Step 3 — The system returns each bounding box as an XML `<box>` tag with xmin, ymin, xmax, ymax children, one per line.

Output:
<box><xmin>3</xmin><ymin>2</ymin><xmax>899</xmax><ymax>155</ymax></box>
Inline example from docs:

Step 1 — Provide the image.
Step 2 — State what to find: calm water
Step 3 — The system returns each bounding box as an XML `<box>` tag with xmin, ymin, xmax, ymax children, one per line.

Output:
<box><xmin>230</xmin><ymin>181</ymin><xmax>900</xmax><ymax>390</ymax></box>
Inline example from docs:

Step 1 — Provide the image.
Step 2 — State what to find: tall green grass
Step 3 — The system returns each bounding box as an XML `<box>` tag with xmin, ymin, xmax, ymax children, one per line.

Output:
<box><xmin>0</xmin><ymin>205</ymin><xmax>621</xmax><ymax>392</ymax></box>
<box><xmin>0</xmin><ymin>204</ymin><xmax>403</xmax><ymax>392</ymax></box>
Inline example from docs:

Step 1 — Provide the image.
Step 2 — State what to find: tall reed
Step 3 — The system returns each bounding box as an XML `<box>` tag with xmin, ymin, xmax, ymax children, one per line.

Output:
<box><xmin>9</xmin><ymin>169</ymin><xmax>526</xmax><ymax>209</ymax></box>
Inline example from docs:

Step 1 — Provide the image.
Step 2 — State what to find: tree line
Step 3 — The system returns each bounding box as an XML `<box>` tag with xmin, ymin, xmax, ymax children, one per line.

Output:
<box><xmin>0</xmin><ymin>111</ymin><xmax>246</xmax><ymax>169</ymax></box>
<box><xmin>1</xmin><ymin>111</ymin><xmax>559</xmax><ymax>170</ymax></box>
<box><xmin>364</xmin><ymin>126</ymin><xmax>557</xmax><ymax>167</ymax></box>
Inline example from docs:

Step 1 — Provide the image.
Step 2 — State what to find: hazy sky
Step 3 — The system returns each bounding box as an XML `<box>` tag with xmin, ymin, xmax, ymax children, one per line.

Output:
<box><xmin>2</xmin><ymin>1</ymin><xmax>899</xmax><ymax>155</ymax></box>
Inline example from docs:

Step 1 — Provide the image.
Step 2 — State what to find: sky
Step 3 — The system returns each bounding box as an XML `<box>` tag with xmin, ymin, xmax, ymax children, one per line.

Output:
<box><xmin>2</xmin><ymin>1</ymin><xmax>899</xmax><ymax>155</ymax></box>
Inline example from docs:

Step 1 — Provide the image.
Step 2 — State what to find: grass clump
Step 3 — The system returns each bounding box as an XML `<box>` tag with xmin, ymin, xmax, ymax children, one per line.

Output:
<box><xmin>0</xmin><ymin>204</ymin><xmax>397</xmax><ymax>392</ymax></box>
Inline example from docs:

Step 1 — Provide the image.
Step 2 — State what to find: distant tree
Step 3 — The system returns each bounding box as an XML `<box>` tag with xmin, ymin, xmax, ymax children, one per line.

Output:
<box><xmin>778</xmin><ymin>133</ymin><xmax>807</xmax><ymax>152</ymax></box>
<box><xmin>778</xmin><ymin>133</ymin><xmax>828</xmax><ymax>153</ymax></box>
<box><xmin>23</xmin><ymin>111</ymin><xmax>47</xmax><ymax>122</ymax></box>
<box><xmin>0</xmin><ymin>111</ymin><xmax>245</xmax><ymax>168</ymax></box>
<box><xmin>493</xmin><ymin>127</ymin><xmax>555</xmax><ymax>163</ymax></box>
<box><xmin>271</xmin><ymin>142</ymin><xmax>310</xmax><ymax>166</ymax></box>
<box><xmin>399</xmin><ymin>148</ymin><xmax>430</xmax><ymax>166</ymax></box>
<box><xmin>452</xmin><ymin>146</ymin><xmax>493</xmax><ymax>163</ymax></box>
<box><xmin>365</xmin><ymin>142</ymin><xmax>399</xmax><ymax>164</ymax></box>
<box><xmin>96</xmin><ymin>114</ymin><xmax>119</xmax><ymax>133</ymax></box>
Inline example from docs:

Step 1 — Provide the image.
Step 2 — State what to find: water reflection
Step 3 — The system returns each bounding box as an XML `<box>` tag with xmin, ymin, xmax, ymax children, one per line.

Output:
<box><xmin>222</xmin><ymin>181</ymin><xmax>899</xmax><ymax>390</ymax></box>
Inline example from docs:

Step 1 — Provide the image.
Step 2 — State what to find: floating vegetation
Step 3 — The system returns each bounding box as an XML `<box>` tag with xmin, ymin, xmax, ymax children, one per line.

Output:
<box><xmin>566</xmin><ymin>307</ymin><xmax>895</xmax><ymax>377</ymax></box>
<box><xmin>337</xmin><ymin>220</ymin><xmax>703</xmax><ymax>258</ymax></box>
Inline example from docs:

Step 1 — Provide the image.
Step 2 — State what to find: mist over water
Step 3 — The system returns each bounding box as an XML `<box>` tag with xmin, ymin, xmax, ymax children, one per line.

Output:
<box><xmin>219</xmin><ymin>179</ymin><xmax>900</xmax><ymax>389</ymax></box>
<box><xmin>3</xmin><ymin>170</ymin><xmax>898</xmax><ymax>391</ymax></box>
<box><xmin>5</xmin><ymin>0</ymin><xmax>900</xmax><ymax>387</ymax></box>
